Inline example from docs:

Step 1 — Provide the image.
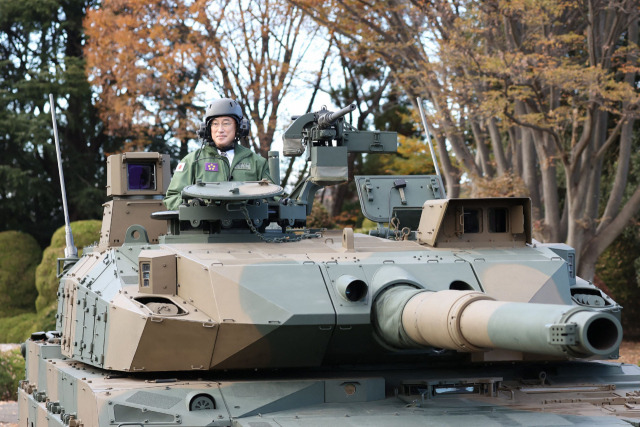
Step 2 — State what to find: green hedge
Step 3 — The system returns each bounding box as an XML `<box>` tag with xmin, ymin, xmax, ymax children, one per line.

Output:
<box><xmin>0</xmin><ymin>231</ymin><xmax>42</xmax><ymax>317</ymax></box>
<box><xmin>0</xmin><ymin>348</ymin><xmax>24</xmax><ymax>401</ymax></box>
<box><xmin>0</xmin><ymin>220</ymin><xmax>101</xmax><ymax>344</ymax></box>
<box><xmin>0</xmin><ymin>304</ymin><xmax>57</xmax><ymax>343</ymax></box>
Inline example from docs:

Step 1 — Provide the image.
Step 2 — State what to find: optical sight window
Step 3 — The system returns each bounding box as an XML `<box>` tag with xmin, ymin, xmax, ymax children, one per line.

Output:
<box><xmin>463</xmin><ymin>209</ymin><xmax>480</xmax><ymax>233</ymax></box>
<box><xmin>127</xmin><ymin>163</ymin><xmax>156</xmax><ymax>190</ymax></box>
<box><xmin>488</xmin><ymin>208</ymin><xmax>508</xmax><ymax>233</ymax></box>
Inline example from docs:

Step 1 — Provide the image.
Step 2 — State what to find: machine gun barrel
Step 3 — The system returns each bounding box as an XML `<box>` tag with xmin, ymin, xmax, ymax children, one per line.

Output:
<box><xmin>317</xmin><ymin>103</ymin><xmax>356</xmax><ymax>128</ymax></box>
<box><xmin>375</xmin><ymin>288</ymin><xmax>622</xmax><ymax>358</ymax></box>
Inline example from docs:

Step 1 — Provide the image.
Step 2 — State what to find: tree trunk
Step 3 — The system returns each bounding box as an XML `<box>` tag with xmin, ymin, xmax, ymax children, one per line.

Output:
<box><xmin>470</xmin><ymin>119</ymin><xmax>494</xmax><ymax>177</ymax></box>
<box><xmin>487</xmin><ymin>117</ymin><xmax>508</xmax><ymax>175</ymax></box>
<box><xmin>531</xmin><ymin>130</ymin><xmax>561</xmax><ymax>242</ymax></box>
<box><xmin>434</xmin><ymin>128</ymin><xmax>460</xmax><ymax>198</ymax></box>
<box><xmin>579</xmin><ymin>186</ymin><xmax>640</xmax><ymax>279</ymax></box>
<box><xmin>597</xmin><ymin>16</ymin><xmax>638</xmax><ymax>235</ymax></box>
<box><xmin>521</xmin><ymin>126</ymin><xmax>541</xmax><ymax>221</ymax></box>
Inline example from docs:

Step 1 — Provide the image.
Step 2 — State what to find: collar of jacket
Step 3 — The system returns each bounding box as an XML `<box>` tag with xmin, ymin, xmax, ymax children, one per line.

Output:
<box><xmin>220</xmin><ymin>144</ymin><xmax>252</xmax><ymax>167</ymax></box>
<box><xmin>201</xmin><ymin>144</ymin><xmax>251</xmax><ymax>163</ymax></box>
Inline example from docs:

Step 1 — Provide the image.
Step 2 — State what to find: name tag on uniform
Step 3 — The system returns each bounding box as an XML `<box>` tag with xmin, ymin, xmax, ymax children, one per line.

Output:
<box><xmin>205</xmin><ymin>162</ymin><xmax>219</xmax><ymax>172</ymax></box>
<box><xmin>235</xmin><ymin>162</ymin><xmax>251</xmax><ymax>170</ymax></box>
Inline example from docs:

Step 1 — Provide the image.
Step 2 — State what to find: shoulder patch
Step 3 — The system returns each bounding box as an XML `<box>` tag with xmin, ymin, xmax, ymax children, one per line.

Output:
<box><xmin>235</xmin><ymin>162</ymin><xmax>252</xmax><ymax>170</ymax></box>
<box><xmin>175</xmin><ymin>162</ymin><xmax>185</xmax><ymax>172</ymax></box>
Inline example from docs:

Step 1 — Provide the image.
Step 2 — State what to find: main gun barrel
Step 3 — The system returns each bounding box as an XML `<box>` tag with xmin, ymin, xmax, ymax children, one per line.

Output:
<box><xmin>317</xmin><ymin>103</ymin><xmax>356</xmax><ymax>128</ymax></box>
<box><xmin>374</xmin><ymin>287</ymin><xmax>622</xmax><ymax>358</ymax></box>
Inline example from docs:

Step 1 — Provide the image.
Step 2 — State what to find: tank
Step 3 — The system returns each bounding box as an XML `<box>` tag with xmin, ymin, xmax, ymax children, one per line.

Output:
<box><xmin>18</xmin><ymin>105</ymin><xmax>640</xmax><ymax>426</ymax></box>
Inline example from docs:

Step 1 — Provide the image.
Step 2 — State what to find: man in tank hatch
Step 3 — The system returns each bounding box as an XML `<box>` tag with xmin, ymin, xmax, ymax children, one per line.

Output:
<box><xmin>163</xmin><ymin>98</ymin><xmax>273</xmax><ymax>210</ymax></box>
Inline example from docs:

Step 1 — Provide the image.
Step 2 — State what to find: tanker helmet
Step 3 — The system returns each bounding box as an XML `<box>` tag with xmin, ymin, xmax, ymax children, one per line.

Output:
<box><xmin>198</xmin><ymin>98</ymin><xmax>250</xmax><ymax>141</ymax></box>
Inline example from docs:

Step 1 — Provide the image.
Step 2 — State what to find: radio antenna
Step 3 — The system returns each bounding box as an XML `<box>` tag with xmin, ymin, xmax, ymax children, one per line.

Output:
<box><xmin>49</xmin><ymin>94</ymin><xmax>78</xmax><ymax>259</ymax></box>
<box><xmin>417</xmin><ymin>97</ymin><xmax>447</xmax><ymax>199</ymax></box>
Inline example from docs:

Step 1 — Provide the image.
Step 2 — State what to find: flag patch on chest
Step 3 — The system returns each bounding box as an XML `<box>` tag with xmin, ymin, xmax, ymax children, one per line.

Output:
<box><xmin>235</xmin><ymin>162</ymin><xmax>251</xmax><ymax>170</ymax></box>
<box><xmin>205</xmin><ymin>162</ymin><xmax>219</xmax><ymax>172</ymax></box>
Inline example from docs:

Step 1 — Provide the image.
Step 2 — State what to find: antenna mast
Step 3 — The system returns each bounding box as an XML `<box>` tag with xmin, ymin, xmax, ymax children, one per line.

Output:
<box><xmin>417</xmin><ymin>97</ymin><xmax>447</xmax><ymax>199</ymax></box>
<box><xmin>49</xmin><ymin>94</ymin><xmax>78</xmax><ymax>259</ymax></box>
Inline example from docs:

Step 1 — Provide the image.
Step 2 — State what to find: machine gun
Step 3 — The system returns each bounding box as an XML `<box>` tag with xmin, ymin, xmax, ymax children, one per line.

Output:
<box><xmin>281</xmin><ymin>104</ymin><xmax>397</xmax><ymax>218</ymax></box>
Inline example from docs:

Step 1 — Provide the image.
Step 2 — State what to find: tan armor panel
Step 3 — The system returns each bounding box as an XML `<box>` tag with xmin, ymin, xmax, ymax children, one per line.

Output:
<box><xmin>138</xmin><ymin>250</ymin><xmax>177</xmax><ymax>295</ymax></box>
<box><xmin>99</xmin><ymin>199</ymin><xmax>167</xmax><ymax>248</ymax></box>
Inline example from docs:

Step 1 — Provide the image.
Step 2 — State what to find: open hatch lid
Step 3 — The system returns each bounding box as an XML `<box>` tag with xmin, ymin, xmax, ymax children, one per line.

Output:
<box><xmin>355</xmin><ymin>175</ymin><xmax>443</xmax><ymax>229</ymax></box>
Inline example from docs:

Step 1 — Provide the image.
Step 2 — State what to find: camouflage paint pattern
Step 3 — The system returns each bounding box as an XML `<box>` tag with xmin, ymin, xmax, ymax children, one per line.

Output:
<box><xmin>18</xmin><ymin>336</ymin><xmax>640</xmax><ymax>426</ymax></box>
<box><xmin>18</xmin><ymin>150</ymin><xmax>640</xmax><ymax>426</ymax></box>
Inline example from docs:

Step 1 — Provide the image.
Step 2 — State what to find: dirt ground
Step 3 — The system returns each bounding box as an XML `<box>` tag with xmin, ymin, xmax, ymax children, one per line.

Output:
<box><xmin>618</xmin><ymin>340</ymin><xmax>640</xmax><ymax>365</ymax></box>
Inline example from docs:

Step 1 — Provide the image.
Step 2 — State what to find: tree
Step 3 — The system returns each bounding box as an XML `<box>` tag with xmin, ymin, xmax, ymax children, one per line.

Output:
<box><xmin>293</xmin><ymin>0</ymin><xmax>640</xmax><ymax>280</ymax></box>
<box><xmin>0</xmin><ymin>0</ymin><xmax>114</xmax><ymax>247</ymax></box>
<box><xmin>206</xmin><ymin>0</ymin><xmax>317</xmax><ymax>158</ymax></box>
<box><xmin>84</xmin><ymin>0</ymin><xmax>210</xmax><ymax>158</ymax></box>
<box><xmin>85</xmin><ymin>0</ymin><xmax>318</xmax><ymax>159</ymax></box>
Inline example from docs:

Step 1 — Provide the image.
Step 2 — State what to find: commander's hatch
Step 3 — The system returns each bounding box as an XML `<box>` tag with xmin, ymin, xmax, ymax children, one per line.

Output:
<box><xmin>417</xmin><ymin>198</ymin><xmax>532</xmax><ymax>248</ymax></box>
<box><xmin>355</xmin><ymin>175</ymin><xmax>444</xmax><ymax>231</ymax></box>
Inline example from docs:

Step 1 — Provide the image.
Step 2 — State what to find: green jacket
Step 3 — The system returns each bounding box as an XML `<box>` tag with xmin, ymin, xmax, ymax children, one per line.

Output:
<box><xmin>164</xmin><ymin>144</ymin><xmax>272</xmax><ymax>210</ymax></box>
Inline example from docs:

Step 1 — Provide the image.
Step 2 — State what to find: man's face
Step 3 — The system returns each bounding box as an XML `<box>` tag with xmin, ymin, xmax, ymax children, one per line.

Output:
<box><xmin>210</xmin><ymin>116</ymin><xmax>237</xmax><ymax>149</ymax></box>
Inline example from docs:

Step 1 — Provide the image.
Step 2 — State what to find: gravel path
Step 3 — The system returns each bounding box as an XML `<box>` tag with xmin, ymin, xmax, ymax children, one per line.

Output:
<box><xmin>0</xmin><ymin>344</ymin><xmax>19</xmax><ymax>353</ymax></box>
<box><xmin>618</xmin><ymin>340</ymin><xmax>640</xmax><ymax>365</ymax></box>
<box><xmin>0</xmin><ymin>345</ymin><xmax>19</xmax><ymax>426</ymax></box>
<box><xmin>0</xmin><ymin>400</ymin><xmax>17</xmax><ymax>426</ymax></box>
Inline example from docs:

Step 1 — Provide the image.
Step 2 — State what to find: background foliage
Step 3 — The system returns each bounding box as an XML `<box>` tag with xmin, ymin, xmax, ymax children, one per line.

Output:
<box><xmin>84</xmin><ymin>0</ymin><xmax>317</xmax><ymax>159</ymax></box>
<box><xmin>0</xmin><ymin>348</ymin><xmax>24</xmax><ymax>401</ymax></box>
<box><xmin>596</xmin><ymin>231</ymin><xmax>640</xmax><ymax>338</ymax></box>
<box><xmin>0</xmin><ymin>231</ymin><xmax>41</xmax><ymax>317</ymax></box>
<box><xmin>0</xmin><ymin>0</ymin><xmax>119</xmax><ymax>248</ymax></box>
<box><xmin>0</xmin><ymin>221</ymin><xmax>101</xmax><ymax>344</ymax></box>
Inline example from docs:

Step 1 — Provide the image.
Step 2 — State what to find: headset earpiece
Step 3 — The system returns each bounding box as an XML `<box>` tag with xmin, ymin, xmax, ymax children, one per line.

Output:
<box><xmin>197</xmin><ymin>121</ymin><xmax>208</xmax><ymax>140</ymax></box>
<box><xmin>238</xmin><ymin>118</ymin><xmax>250</xmax><ymax>138</ymax></box>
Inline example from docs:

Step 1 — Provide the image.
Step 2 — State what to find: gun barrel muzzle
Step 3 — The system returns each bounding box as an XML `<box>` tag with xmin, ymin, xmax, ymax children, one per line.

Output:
<box><xmin>375</xmin><ymin>288</ymin><xmax>622</xmax><ymax>358</ymax></box>
<box><xmin>318</xmin><ymin>103</ymin><xmax>356</xmax><ymax>128</ymax></box>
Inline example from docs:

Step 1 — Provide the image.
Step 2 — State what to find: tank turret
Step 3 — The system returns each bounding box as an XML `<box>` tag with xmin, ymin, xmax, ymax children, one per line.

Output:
<box><xmin>19</xmin><ymin>104</ymin><xmax>640</xmax><ymax>427</ymax></box>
